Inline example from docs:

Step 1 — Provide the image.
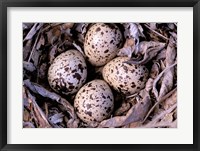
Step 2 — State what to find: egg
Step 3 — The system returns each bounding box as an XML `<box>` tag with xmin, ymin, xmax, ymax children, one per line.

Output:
<box><xmin>102</xmin><ymin>57</ymin><xmax>149</xmax><ymax>95</ymax></box>
<box><xmin>74</xmin><ymin>79</ymin><xmax>114</xmax><ymax>124</ymax></box>
<box><xmin>48</xmin><ymin>49</ymin><xmax>87</xmax><ymax>95</ymax></box>
<box><xmin>84</xmin><ymin>23</ymin><xmax>123</xmax><ymax>66</ymax></box>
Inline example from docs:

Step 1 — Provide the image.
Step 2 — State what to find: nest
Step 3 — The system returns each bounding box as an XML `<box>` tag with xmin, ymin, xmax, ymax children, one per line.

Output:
<box><xmin>23</xmin><ymin>23</ymin><xmax>177</xmax><ymax>128</ymax></box>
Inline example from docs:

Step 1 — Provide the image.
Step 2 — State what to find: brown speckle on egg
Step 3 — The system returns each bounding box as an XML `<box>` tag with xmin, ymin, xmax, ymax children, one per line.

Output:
<box><xmin>48</xmin><ymin>49</ymin><xmax>87</xmax><ymax>95</ymax></box>
<box><xmin>102</xmin><ymin>57</ymin><xmax>149</xmax><ymax>95</ymax></box>
<box><xmin>84</xmin><ymin>23</ymin><xmax>123</xmax><ymax>66</ymax></box>
<box><xmin>74</xmin><ymin>79</ymin><xmax>114</xmax><ymax>124</ymax></box>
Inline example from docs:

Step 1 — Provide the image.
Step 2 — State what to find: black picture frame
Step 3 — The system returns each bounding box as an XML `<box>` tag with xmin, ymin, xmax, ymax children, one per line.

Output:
<box><xmin>0</xmin><ymin>0</ymin><xmax>199</xmax><ymax>151</ymax></box>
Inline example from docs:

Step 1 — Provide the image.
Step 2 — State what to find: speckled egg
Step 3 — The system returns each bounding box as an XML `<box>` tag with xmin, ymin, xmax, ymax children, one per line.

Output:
<box><xmin>84</xmin><ymin>23</ymin><xmax>123</xmax><ymax>66</ymax></box>
<box><xmin>74</xmin><ymin>79</ymin><xmax>114</xmax><ymax>124</ymax></box>
<box><xmin>48</xmin><ymin>49</ymin><xmax>87</xmax><ymax>95</ymax></box>
<box><xmin>102</xmin><ymin>57</ymin><xmax>149</xmax><ymax>95</ymax></box>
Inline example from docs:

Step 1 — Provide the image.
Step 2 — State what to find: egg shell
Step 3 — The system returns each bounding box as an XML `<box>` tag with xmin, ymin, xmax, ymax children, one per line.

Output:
<box><xmin>102</xmin><ymin>57</ymin><xmax>149</xmax><ymax>95</ymax></box>
<box><xmin>48</xmin><ymin>49</ymin><xmax>87</xmax><ymax>95</ymax></box>
<box><xmin>84</xmin><ymin>23</ymin><xmax>123</xmax><ymax>66</ymax></box>
<box><xmin>74</xmin><ymin>79</ymin><xmax>114</xmax><ymax>124</ymax></box>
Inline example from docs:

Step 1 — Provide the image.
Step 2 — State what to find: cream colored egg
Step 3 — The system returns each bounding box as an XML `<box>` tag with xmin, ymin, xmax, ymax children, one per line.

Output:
<box><xmin>74</xmin><ymin>79</ymin><xmax>114</xmax><ymax>124</ymax></box>
<box><xmin>84</xmin><ymin>23</ymin><xmax>123</xmax><ymax>66</ymax></box>
<box><xmin>48</xmin><ymin>49</ymin><xmax>87</xmax><ymax>95</ymax></box>
<box><xmin>102</xmin><ymin>57</ymin><xmax>149</xmax><ymax>95</ymax></box>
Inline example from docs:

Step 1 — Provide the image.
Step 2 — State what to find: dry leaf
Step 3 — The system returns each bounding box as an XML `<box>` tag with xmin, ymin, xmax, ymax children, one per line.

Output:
<box><xmin>98</xmin><ymin>90</ymin><xmax>151</xmax><ymax>128</ymax></box>
<box><xmin>152</xmin><ymin>63</ymin><xmax>177</xmax><ymax>99</ymax></box>
<box><xmin>47</xmin><ymin>26</ymin><xmax>61</xmax><ymax>45</ymax></box>
<box><xmin>145</xmin><ymin>78</ymin><xmax>154</xmax><ymax>92</ymax></box>
<box><xmin>117</xmin><ymin>38</ymin><xmax>135</xmax><ymax>57</ymax></box>
<box><xmin>126</xmin><ymin>41</ymin><xmax>166</xmax><ymax>65</ymax></box>
<box><xmin>23</xmin><ymin>122</ymin><xmax>35</xmax><ymax>128</ymax></box>
<box><xmin>49</xmin><ymin>113</ymin><xmax>64</xmax><ymax>124</ymax></box>
<box><xmin>114</xmin><ymin>101</ymin><xmax>131</xmax><ymax>116</ymax></box>
<box><xmin>142</xmin><ymin>103</ymin><xmax>176</xmax><ymax>128</ymax></box>
<box><xmin>23</xmin><ymin>23</ymin><xmax>43</xmax><ymax>41</ymax></box>
<box><xmin>48</xmin><ymin>45</ymin><xmax>57</xmax><ymax>64</ymax></box>
<box><xmin>61</xmin><ymin>23</ymin><xmax>74</xmax><ymax>30</ymax></box>
<box><xmin>23</xmin><ymin>61</ymin><xmax>36</xmax><ymax>72</ymax></box>
<box><xmin>123</xmin><ymin>23</ymin><xmax>144</xmax><ymax>45</ymax></box>
<box><xmin>150</xmin><ymin>61</ymin><xmax>160</xmax><ymax>79</ymax></box>
<box><xmin>36</xmin><ymin>34</ymin><xmax>45</xmax><ymax>50</ymax></box>
<box><xmin>158</xmin><ymin>37</ymin><xmax>177</xmax><ymax>99</ymax></box>
<box><xmin>24</xmin><ymin>87</ymin><xmax>52</xmax><ymax>128</ymax></box>
<box><xmin>23</xmin><ymin>40</ymin><xmax>32</xmax><ymax>61</ymax></box>
<box><xmin>162</xmin><ymin>90</ymin><xmax>177</xmax><ymax>110</ymax></box>
<box><xmin>23</xmin><ymin>79</ymin><xmax>77</xmax><ymax>120</ymax></box>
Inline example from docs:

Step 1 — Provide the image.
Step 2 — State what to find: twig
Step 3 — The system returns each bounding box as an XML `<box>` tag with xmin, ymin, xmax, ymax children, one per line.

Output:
<box><xmin>152</xmin><ymin>62</ymin><xmax>177</xmax><ymax>99</ymax></box>
<box><xmin>41</xmin><ymin>23</ymin><xmax>63</xmax><ymax>32</ymax></box>
<box><xmin>45</xmin><ymin>102</ymin><xmax>49</xmax><ymax>118</ymax></box>
<box><xmin>23</xmin><ymin>23</ymin><xmax>43</xmax><ymax>42</ymax></box>
<box><xmin>144</xmin><ymin>24</ymin><xmax>169</xmax><ymax>41</ymax></box>
<box><xmin>142</xmin><ymin>103</ymin><xmax>177</xmax><ymax>127</ymax></box>
<box><xmin>142</xmin><ymin>87</ymin><xmax>177</xmax><ymax>123</ymax></box>
<box><xmin>126</xmin><ymin>92</ymin><xmax>138</xmax><ymax>99</ymax></box>
<box><xmin>142</xmin><ymin>119</ymin><xmax>177</xmax><ymax>128</ymax></box>
<box><xmin>27</xmin><ymin>30</ymin><xmax>41</xmax><ymax>62</ymax></box>
<box><xmin>26</xmin><ymin>89</ymin><xmax>52</xmax><ymax>128</ymax></box>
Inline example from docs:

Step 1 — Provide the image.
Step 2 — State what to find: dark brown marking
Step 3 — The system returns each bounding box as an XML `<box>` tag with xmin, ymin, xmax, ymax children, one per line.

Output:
<box><xmin>131</xmin><ymin>69</ymin><xmax>135</xmax><ymax>73</ymax></box>
<box><xmin>88</xmin><ymin>83</ymin><xmax>92</xmax><ymax>87</ymax></box>
<box><xmin>104</xmin><ymin>49</ymin><xmax>109</xmax><ymax>53</ymax></box>
<box><xmin>131</xmin><ymin>82</ymin><xmax>136</xmax><ymax>88</ymax></box>
<box><xmin>106</xmin><ymin>107</ymin><xmax>112</xmax><ymax>113</ymax></box>
<box><xmin>139</xmin><ymin>76</ymin><xmax>144</xmax><ymax>81</ymax></box>
<box><xmin>96</xmin><ymin>27</ymin><xmax>101</xmax><ymax>32</ymax></box>
<box><xmin>85</xmin><ymin>111</ymin><xmax>92</xmax><ymax>117</ymax></box>
<box><xmin>73</xmin><ymin>73</ymin><xmax>81</xmax><ymax>80</ymax></box>
<box><xmin>65</xmin><ymin>67</ymin><xmax>69</xmax><ymax>72</ymax></box>
<box><xmin>116</xmin><ymin>42</ymin><xmax>121</xmax><ymax>48</ymax></box>
<box><xmin>90</xmin><ymin>94</ymin><xmax>93</xmax><ymax>99</ymax></box>
<box><xmin>86</xmin><ymin>104</ymin><xmax>92</xmax><ymax>110</ymax></box>
<box><xmin>69</xmin><ymin>85</ymin><xmax>75</xmax><ymax>89</ymax></box>
<box><xmin>78</xmin><ymin>64</ymin><xmax>84</xmax><ymax>72</ymax></box>
<box><xmin>123</xmin><ymin>66</ymin><xmax>128</xmax><ymax>73</ymax></box>
<box><xmin>72</xmin><ymin>69</ymin><xmax>76</xmax><ymax>73</ymax></box>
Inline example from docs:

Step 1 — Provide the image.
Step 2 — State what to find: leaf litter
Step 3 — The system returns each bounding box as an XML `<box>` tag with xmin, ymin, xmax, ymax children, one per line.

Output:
<box><xmin>23</xmin><ymin>23</ymin><xmax>177</xmax><ymax>128</ymax></box>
